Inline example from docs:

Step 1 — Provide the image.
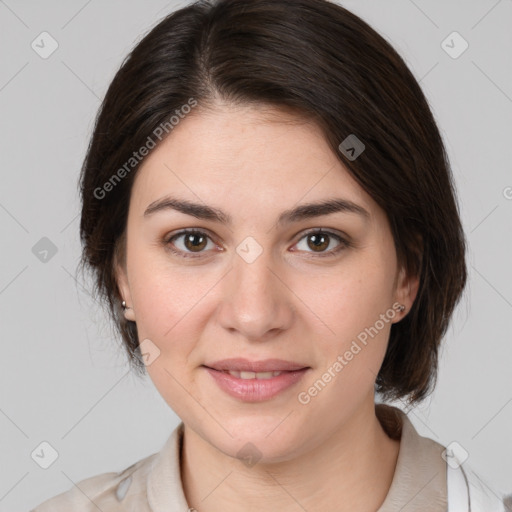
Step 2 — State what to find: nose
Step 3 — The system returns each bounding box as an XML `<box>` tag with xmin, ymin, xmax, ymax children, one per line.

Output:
<box><xmin>216</xmin><ymin>241</ymin><xmax>295</xmax><ymax>341</ymax></box>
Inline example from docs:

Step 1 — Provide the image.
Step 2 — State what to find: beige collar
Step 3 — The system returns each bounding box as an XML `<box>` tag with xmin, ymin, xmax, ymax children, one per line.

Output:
<box><xmin>375</xmin><ymin>403</ymin><xmax>447</xmax><ymax>511</ymax></box>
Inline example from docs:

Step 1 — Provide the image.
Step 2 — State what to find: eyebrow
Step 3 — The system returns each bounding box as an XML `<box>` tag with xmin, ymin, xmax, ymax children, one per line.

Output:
<box><xmin>143</xmin><ymin>196</ymin><xmax>370</xmax><ymax>226</ymax></box>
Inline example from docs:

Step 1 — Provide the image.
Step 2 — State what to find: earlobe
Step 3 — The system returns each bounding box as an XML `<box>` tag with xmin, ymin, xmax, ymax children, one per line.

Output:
<box><xmin>121</xmin><ymin>300</ymin><xmax>136</xmax><ymax>322</ymax></box>
<box><xmin>115</xmin><ymin>261</ymin><xmax>136</xmax><ymax>322</ymax></box>
<box><xmin>393</xmin><ymin>265</ymin><xmax>420</xmax><ymax>320</ymax></box>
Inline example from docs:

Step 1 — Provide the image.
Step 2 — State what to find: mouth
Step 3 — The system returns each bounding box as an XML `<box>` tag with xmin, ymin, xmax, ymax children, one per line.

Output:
<box><xmin>201</xmin><ymin>358</ymin><xmax>310</xmax><ymax>402</ymax></box>
<box><xmin>210</xmin><ymin>369</ymin><xmax>289</xmax><ymax>380</ymax></box>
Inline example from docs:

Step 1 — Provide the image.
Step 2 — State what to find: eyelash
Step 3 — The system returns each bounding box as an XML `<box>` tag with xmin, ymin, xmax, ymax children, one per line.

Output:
<box><xmin>164</xmin><ymin>228</ymin><xmax>350</xmax><ymax>259</ymax></box>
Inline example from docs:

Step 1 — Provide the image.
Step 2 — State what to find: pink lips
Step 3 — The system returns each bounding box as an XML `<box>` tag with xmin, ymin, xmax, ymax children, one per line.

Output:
<box><xmin>203</xmin><ymin>358</ymin><xmax>310</xmax><ymax>402</ymax></box>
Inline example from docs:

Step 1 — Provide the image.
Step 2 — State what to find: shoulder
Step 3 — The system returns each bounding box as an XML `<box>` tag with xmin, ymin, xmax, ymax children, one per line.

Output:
<box><xmin>377</xmin><ymin>403</ymin><xmax>510</xmax><ymax>512</ymax></box>
<box><xmin>447</xmin><ymin>461</ymin><xmax>511</xmax><ymax>512</ymax></box>
<box><xmin>30</xmin><ymin>451</ymin><xmax>159</xmax><ymax>512</ymax></box>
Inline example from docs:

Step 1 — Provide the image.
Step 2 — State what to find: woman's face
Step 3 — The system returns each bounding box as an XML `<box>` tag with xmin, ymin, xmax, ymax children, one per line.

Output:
<box><xmin>116</xmin><ymin>103</ymin><xmax>417</xmax><ymax>462</ymax></box>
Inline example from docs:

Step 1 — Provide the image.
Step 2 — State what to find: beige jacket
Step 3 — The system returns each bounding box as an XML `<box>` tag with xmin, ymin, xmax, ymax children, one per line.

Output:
<box><xmin>31</xmin><ymin>404</ymin><xmax>508</xmax><ymax>511</ymax></box>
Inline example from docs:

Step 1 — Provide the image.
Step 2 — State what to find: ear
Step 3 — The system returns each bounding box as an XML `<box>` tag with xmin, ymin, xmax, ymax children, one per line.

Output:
<box><xmin>114</xmin><ymin>259</ymin><xmax>136</xmax><ymax>322</ymax></box>
<box><xmin>392</xmin><ymin>263</ymin><xmax>420</xmax><ymax>322</ymax></box>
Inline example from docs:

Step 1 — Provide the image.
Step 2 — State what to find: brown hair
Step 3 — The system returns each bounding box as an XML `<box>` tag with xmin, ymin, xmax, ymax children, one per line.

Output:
<box><xmin>78</xmin><ymin>0</ymin><xmax>467</xmax><ymax>405</ymax></box>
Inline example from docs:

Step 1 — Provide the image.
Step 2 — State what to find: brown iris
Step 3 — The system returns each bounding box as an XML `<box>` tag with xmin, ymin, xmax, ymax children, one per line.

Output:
<box><xmin>307</xmin><ymin>232</ymin><xmax>330</xmax><ymax>252</ymax></box>
<box><xmin>184</xmin><ymin>233</ymin><xmax>208</xmax><ymax>252</ymax></box>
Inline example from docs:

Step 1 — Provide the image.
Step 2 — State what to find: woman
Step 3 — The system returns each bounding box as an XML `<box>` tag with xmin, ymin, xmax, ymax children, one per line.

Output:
<box><xmin>31</xmin><ymin>0</ymin><xmax>510</xmax><ymax>510</ymax></box>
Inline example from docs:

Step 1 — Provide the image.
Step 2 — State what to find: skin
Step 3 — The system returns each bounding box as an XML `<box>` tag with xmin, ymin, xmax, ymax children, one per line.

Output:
<box><xmin>115</xmin><ymin>101</ymin><xmax>419</xmax><ymax>512</ymax></box>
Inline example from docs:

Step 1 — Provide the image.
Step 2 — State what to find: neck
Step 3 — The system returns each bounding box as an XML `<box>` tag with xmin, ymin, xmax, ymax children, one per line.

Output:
<box><xmin>180</xmin><ymin>400</ymin><xmax>400</xmax><ymax>512</ymax></box>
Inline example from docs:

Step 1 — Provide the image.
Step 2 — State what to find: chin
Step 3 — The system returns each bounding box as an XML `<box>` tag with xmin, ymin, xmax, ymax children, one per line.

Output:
<box><xmin>207</xmin><ymin>417</ymin><xmax>305</xmax><ymax>464</ymax></box>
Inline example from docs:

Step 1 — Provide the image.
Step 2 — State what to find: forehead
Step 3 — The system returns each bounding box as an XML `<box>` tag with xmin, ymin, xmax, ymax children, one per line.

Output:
<box><xmin>129</xmin><ymin>103</ymin><xmax>376</xmax><ymax>221</ymax></box>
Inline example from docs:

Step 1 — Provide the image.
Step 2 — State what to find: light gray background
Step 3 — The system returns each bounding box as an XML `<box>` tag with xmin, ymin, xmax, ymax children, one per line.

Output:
<box><xmin>0</xmin><ymin>0</ymin><xmax>511</xmax><ymax>510</ymax></box>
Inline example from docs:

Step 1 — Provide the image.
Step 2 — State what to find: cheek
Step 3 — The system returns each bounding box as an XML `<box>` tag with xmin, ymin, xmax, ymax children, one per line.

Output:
<box><xmin>299</xmin><ymin>249</ymin><xmax>396</xmax><ymax>388</ymax></box>
<box><xmin>127</xmin><ymin>255</ymin><xmax>209</xmax><ymax>415</ymax></box>
<box><xmin>127</xmin><ymin>245</ymin><xmax>210</xmax><ymax>338</ymax></box>
<box><xmin>301</xmin><ymin>256</ymin><xmax>396</xmax><ymax>337</ymax></box>
<box><xmin>126</xmin><ymin>250</ymin><xmax>226</xmax><ymax>402</ymax></box>
<box><xmin>304</xmin><ymin>291</ymin><xmax>394</xmax><ymax>413</ymax></box>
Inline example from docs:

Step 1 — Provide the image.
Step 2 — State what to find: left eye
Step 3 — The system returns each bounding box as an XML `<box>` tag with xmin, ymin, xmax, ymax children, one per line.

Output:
<box><xmin>294</xmin><ymin>230</ymin><xmax>347</xmax><ymax>256</ymax></box>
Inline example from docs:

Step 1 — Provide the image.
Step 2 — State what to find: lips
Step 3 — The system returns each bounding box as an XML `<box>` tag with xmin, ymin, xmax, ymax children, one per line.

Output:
<box><xmin>203</xmin><ymin>366</ymin><xmax>310</xmax><ymax>402</ymax></box>
<box><xmin>202</xmin><ymin>358</ymin><xmax>311</xmax><ymax>401</ymax></box>
<box><xmin>203</xmin><ymin>357</ymin><xmax>308</xmax><ymax>373</ymax></box>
